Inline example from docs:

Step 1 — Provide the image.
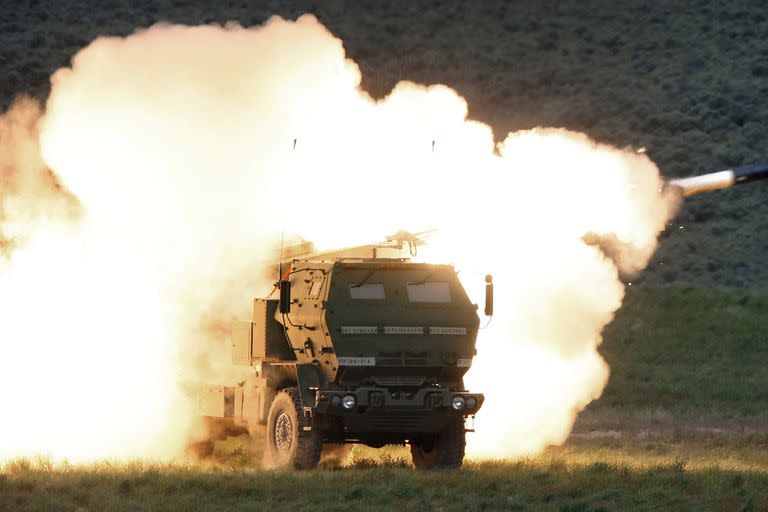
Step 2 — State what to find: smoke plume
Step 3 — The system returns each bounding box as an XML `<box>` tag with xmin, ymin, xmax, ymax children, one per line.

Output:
<box><xmin>0</xmin><ymin>15</ymin><xmax>677</xmax><ymax>462</ymax></box>
<box><xmin>0</xmin><ymin>96</ymin><xmax>79</xmax><ymax>254</ymax></box>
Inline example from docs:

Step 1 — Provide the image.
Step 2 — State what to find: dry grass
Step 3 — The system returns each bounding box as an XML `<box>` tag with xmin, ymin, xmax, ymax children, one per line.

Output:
<box><xmin>3</xmin><ymin>444</ymin><xmax>768</xmax><ymax>512</ymax></box>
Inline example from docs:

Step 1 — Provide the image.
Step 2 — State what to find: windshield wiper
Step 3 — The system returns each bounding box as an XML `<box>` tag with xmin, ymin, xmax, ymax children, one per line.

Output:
<box><xmin>351</xmin><ymin>270</ymin><xmax>377</xmax><ymax>288</ymax></box>
<box><xmin>411</xmin><ymin>271</ymin><xmax>434</xmax><ymax>286</ymax></box>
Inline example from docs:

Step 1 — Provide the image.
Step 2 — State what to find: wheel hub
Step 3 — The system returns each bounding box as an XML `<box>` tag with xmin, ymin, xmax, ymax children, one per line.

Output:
<box><xmin>274</xmin><ymin>411</ymin><xmax>293</xmax><ymax>452</ymax></box>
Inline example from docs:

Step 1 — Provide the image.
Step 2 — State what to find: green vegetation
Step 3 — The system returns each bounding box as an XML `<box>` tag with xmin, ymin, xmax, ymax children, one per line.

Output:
<box><xmin>0</xmin><ymin>0</ymin><xmax>766</xmax><ymax>287</ymax></box>
<box><xmin>6</xmin><ymin>428</ymin><xmax>768</xmax><ymax>511</ymax></box>
<box><xmin>3</xmin><ymin>455</ymin><xmax>768</xmax><ymax>512</ymax></box>
<box><xmin>590</xmin><ymin>286</ymin><xmax>768</xmax><ymax>418</ymax></box>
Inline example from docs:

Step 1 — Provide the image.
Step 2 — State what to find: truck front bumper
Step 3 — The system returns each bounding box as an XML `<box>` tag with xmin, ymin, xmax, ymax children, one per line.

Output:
<box><xmin>314</xmin><ymin>387</ymin><xmax>483</xmax><ymax>416</ymax></box>
<box><xmin>313</xmin><ymin>387</ymin><xmax>483</xmax><ymax>436</ymax></box>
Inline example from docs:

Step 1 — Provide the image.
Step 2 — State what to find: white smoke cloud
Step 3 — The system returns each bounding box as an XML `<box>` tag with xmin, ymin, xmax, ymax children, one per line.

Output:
<box><xmin>0</xmin><ymin>96</ymin><xmax>78</xmax><ymax>253</ymax></box>
<box><xmin>0</xmin><ymin>14</ymin><xmax>677</xmax><ymax>462</ymax></box>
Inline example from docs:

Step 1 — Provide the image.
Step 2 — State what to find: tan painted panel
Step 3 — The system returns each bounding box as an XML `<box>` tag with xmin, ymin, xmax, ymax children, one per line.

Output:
<box><xmin>197</xmin><ymin>386</ymin><xmax>227</xmax><ymax>417</ymax></box>
<box><xmin>252</xmin><ymin>300</ymin><xmax>268</xmax><ymax>359</ymax></box>
<box><xmin>252</xmin><ymin>299</ymin><xmax>294</xmax><ymax>361</ymax></box>
<box><xmin>231</xmin><ymin>320</ymin><xmax>252</xmax><ymax>365</ymax></box>
<box><xmin>242</xmin><ymin>374</ymin><xmax>269</xmax><ymax>423</ymax></box>
<box><xmin>234</xmin><ymin>382</ymin><xmax>244</xmax><ymax>418</ymax></box>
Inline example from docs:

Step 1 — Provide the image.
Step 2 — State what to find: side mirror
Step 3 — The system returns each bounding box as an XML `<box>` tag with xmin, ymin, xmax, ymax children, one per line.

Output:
<box><xmin>484</xmin><ymin>274</ymin><xmax>493</xmax><ymax>317</ymax></box>
<box><xmin>279</xmin><ymin>280</ymin><xmax>291</xmax><ymax>314</ymax></box>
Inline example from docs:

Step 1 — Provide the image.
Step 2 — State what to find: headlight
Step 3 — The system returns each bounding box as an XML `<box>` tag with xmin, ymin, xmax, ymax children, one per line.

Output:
<box><xmin>330</xmin><ymin>395</ymin><xmax>342</xmax><ymax>407</ymax></box>
<box><xmin>451</xmin><ymin>396</ymin><xmax>466</xmax><ymax>411</ymax></box>
<box><xmin>465</xmin><ymin>396</ymin><xmax>478</xmax><ymax>410</ymax></box>
<box><xmin>342</xmin><ymin>394</ymin><xmax>357</xmax><ymax>409</ymax></box>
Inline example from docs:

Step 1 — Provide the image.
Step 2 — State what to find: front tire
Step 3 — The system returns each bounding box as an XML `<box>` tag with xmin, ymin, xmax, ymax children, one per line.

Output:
<box><xmin>266</xmin><ymin>388</ymin><xmax>322</xmax><ymax>470</ymax></box>
<box><xmin>410</xmin><ymin>416</ymin><xmax>466</xmax><ymax>469</ymax></box>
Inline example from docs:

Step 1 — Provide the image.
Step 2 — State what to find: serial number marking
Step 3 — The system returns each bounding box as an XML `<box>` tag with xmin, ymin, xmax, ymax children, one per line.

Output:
<box><xmin>430</xmin><ymin>327</ymin><xmax>467</xmax><ymax>335</ymax></box>
<box><xmin>383</xmin><ymin>326</ymin><xmax>425</xmax><ymax>335</ymax></box>
<box><xmin>457</xmin><ymin>358</ymin><xmax>472</xmax><ymax>368</ymax></box>
<box><xmin>341</xmin><ymin>326</ymin><xmax>378</xmax><ymax>334</ymax></box>
<box><xmin>340</xmin><ymin>326</ymin><xmax>467</xmax><ymax>335</ymax></box>
<box><xmin>337</xmin><ymin>357</ymin><xmax>376</xmax><ymax>366</ymax></box>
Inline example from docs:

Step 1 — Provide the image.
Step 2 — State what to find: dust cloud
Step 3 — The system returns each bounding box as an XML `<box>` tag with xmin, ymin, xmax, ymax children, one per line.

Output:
<box><xmin>0</xmin><ymin>15</ymin><xmax>678</xmax><ymax>462</ymax></box>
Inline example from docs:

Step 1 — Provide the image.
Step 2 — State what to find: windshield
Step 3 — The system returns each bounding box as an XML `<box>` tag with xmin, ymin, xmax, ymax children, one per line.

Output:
<box><xmin>407</xmin><ymin>281</ymin><xmax>451</xmax><ymax>302</ymax></box>
<box><xmin>349</xmin><ymin>283</ymin><xmax>385</xmax><ymax>299</ymax></box>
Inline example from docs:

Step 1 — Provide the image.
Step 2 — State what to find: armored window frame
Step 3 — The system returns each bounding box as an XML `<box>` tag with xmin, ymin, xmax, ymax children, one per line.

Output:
<box><xmin>349</xmin><ymin>283</ymin><xmax>386</xmax><ymax>300</ymax></box>
<box><xmin>406</xmin><ymin>281</ymin><xmax>452</xmax><ymax>303</ymax></box>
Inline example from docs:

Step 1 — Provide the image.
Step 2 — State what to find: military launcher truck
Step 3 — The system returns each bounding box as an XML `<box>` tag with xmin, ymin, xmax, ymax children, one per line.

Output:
<box><xmin>193</xmin><ymin>232</ymin><xmax>490</xmax><ymax>469</ymax></box>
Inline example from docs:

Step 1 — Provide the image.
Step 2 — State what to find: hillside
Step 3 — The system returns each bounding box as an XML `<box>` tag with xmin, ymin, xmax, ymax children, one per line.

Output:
<box><xmin>1</xmin><ymin>0</ymin><xmax>766</xmax><ymax>287</ymax></box>
<box><xmin>586</xmin><ymin>286</ymin><xmax>768</xmax><ymax>422</ymax></box>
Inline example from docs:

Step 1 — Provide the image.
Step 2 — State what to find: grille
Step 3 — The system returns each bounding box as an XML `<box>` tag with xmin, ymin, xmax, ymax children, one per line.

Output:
<box><xmin>377</xmin><ymin>351</ymin><xmax>429</xmax><ymax>366</ymax></box>
<box><xmin>359</xmin><ymin>412</ymin><xmax>428</xmax><ymax>432</ymax></box>
<box><xmin>371</xmin><ymin>376</ymin><xmax>426</xmax><ymax>387</ymax></box>
<box><xmin>377</xmin><ymin>352</ymin><xmax>402</xmax><ymax>365</ymax></box>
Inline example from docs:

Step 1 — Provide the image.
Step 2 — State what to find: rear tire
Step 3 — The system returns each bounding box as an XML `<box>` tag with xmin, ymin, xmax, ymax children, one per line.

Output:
<box><xmin>266</xmin><ymin>388</ymin><xmax>322</xmax><ymax>470</ymax></box>
<box><xmin>410</xmin><ymin>416</ymin><xmax>466</xmax><ymax>469</ymax></box>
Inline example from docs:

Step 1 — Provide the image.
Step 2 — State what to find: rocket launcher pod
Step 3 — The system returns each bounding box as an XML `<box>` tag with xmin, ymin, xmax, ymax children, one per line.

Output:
<box><xmin>667</xmin><ymin>162</ymin><xmax>768</xmax><ymax>197</ymax></box>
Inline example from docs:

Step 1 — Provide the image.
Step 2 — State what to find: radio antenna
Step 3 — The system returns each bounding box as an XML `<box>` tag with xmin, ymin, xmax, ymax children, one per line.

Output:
<box><xmin>278</xmin><ymin>230</ymin><xmax>285</xmax><ymax>282</ymax></box>
<box><xmin>275</xmin><ymin>138</ymin><xmax>297</xmax><ymax>289</ymax></box>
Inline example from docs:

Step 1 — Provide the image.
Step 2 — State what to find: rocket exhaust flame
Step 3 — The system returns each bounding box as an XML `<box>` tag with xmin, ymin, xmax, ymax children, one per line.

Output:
<box><xmin>0</xmin><ymin>15</ymin><xmax>679</xmax><ymax>463</ymax></box>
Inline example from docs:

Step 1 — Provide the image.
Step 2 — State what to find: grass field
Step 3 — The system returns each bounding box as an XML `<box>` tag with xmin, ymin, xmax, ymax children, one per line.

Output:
<box><xmin>3</xmin><ymin>456</ymin><xmax>768</xmax><ymax>512</ymax></box>
<box><xmin>3</xmin><ymin>286</ymin><xmax>768</xmax><ymax>511</ymax></box>
<box><xmin>588</xmin><ymin>286</ymin><xmax>768</xmax><ymax>418</ymax></box>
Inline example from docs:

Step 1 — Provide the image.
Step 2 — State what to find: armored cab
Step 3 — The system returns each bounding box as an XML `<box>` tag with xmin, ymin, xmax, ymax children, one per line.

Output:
<box><xmin>196</xmin><ymin>235</ymin><xmax>488</xmax><ymax>469</ymax></box>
